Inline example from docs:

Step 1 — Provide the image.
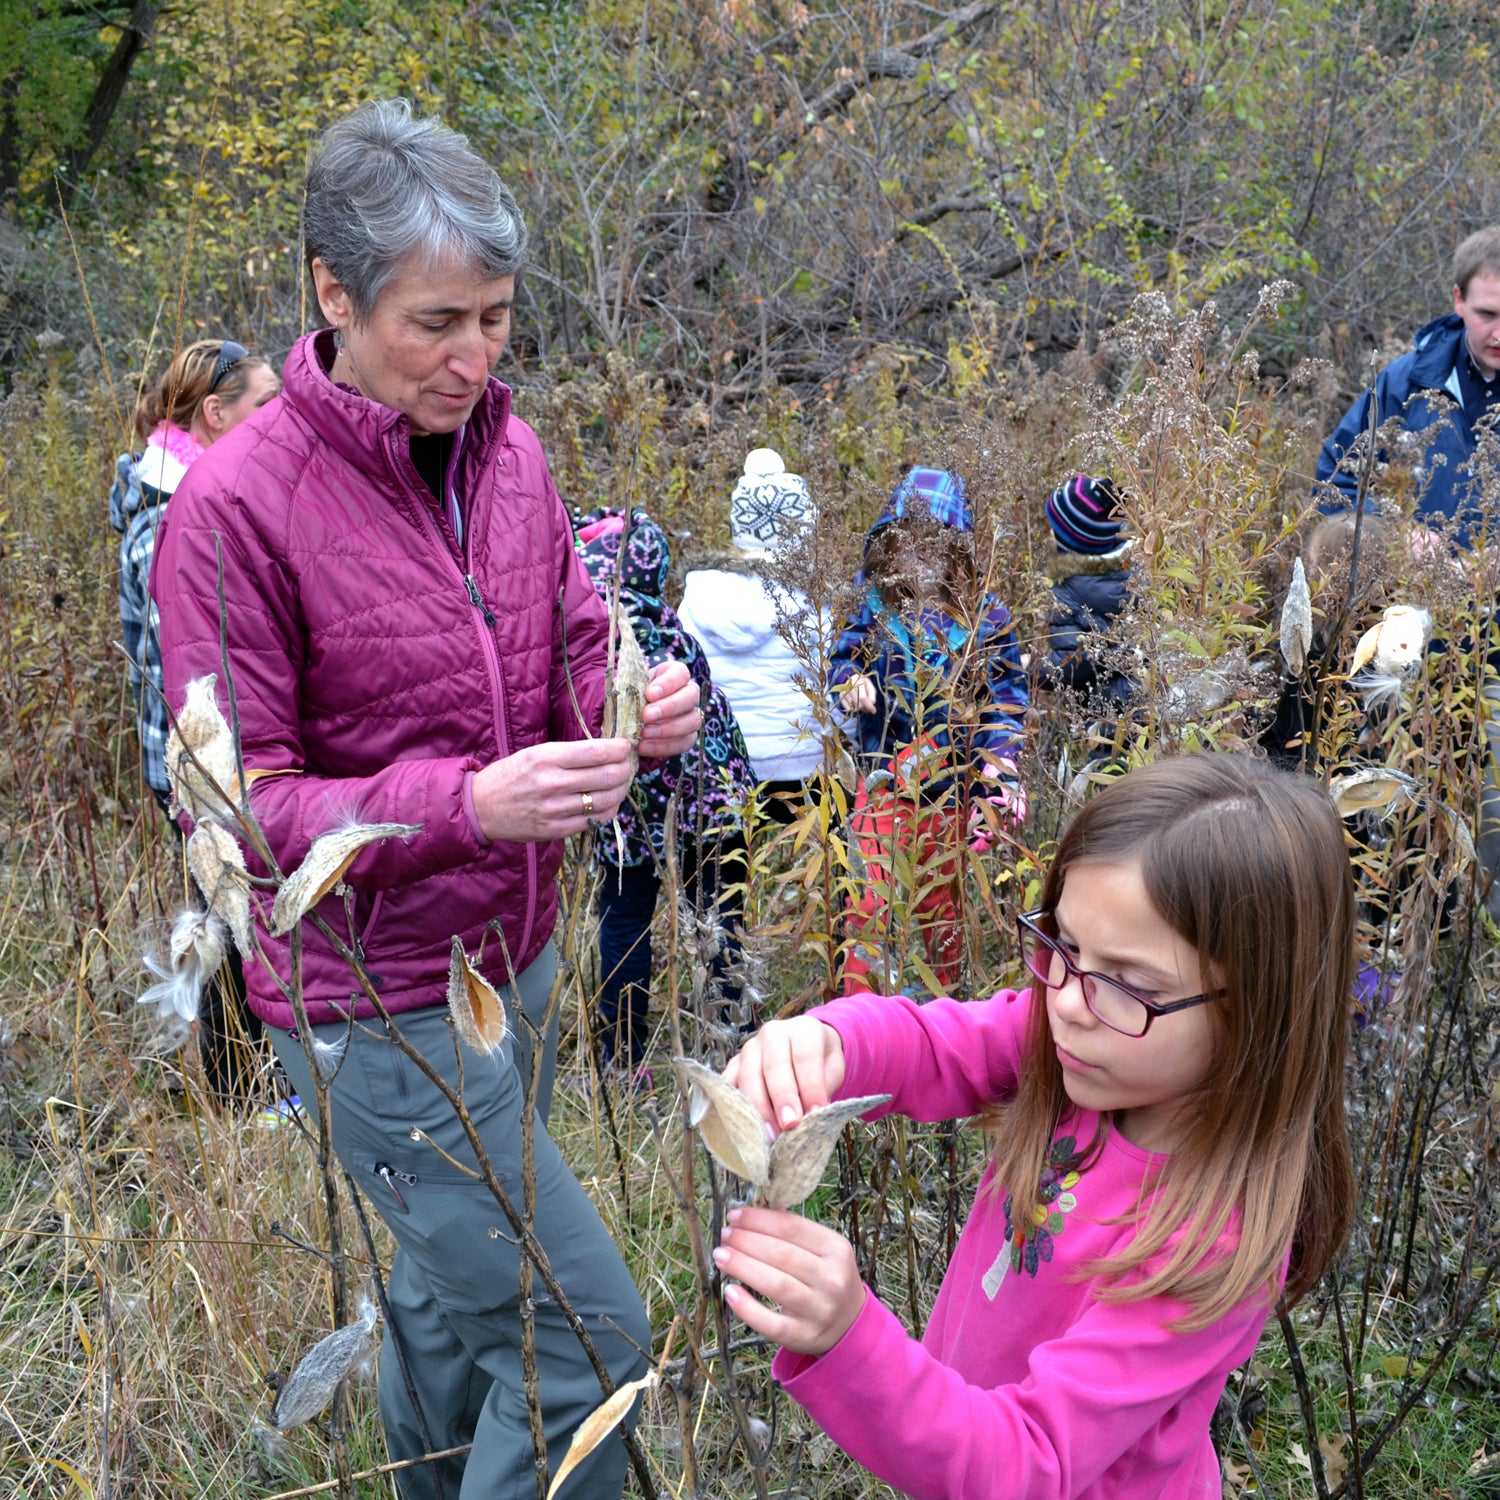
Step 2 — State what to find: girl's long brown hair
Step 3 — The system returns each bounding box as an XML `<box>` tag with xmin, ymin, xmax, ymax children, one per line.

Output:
<box><xmin>988</xmin><ymin>753</ymin><xmax>1356</xmax><ymax>1330</ymax></box>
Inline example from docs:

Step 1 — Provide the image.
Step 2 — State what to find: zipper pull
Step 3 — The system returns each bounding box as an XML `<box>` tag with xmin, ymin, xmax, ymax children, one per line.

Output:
<box><xmin>465</xmin><ymin>573</ymin><xmax>496</xmax><ymax>626</ymax></box>
<box><xmin>375</xmin><ymin>1163</ymin><xmax>409</xmax><ymax>1212</ymax></box>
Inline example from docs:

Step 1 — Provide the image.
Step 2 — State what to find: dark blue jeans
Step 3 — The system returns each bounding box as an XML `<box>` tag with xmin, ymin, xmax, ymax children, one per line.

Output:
<box><xmin>595</xmin><ymin>833</ymin><xmax>747</xmax><ymax>1068</ymax></box>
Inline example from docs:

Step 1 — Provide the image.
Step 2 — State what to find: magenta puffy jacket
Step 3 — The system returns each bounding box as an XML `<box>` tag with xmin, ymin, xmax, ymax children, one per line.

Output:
<box><xmin>153</xmin><ymin>329</ymin><xmax>610</xmax><ymax>1029</ymax></box>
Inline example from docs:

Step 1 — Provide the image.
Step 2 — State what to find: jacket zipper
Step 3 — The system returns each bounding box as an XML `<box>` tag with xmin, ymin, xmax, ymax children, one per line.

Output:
<box><xmin>391</xmin><ymin>430</ymin><xmax>539</xmax><ymax>965</ymax></box>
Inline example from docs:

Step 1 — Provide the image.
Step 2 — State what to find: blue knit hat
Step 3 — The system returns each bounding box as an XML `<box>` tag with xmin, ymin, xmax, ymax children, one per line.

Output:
<box><xmin>1045</xmin><ymin>475</ymin><xmax>1124</xmax><ymax>555</ymax></box>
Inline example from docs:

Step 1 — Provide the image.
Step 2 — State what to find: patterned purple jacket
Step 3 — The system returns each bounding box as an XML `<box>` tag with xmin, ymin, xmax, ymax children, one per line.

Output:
<box><xmin>153</xmin><ymin>329</ymin><xmax>611</xmax><ymax>1029</ymax></box>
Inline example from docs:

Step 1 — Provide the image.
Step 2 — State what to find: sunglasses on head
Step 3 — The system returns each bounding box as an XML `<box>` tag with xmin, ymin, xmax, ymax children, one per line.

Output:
<box><xmin>208</xmin><ymin>340</ymin><xmax>249</xmax><ymax>394</ymax></box>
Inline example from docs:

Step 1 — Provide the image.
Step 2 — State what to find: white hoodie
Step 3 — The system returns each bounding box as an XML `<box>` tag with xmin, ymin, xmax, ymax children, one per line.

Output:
<box><xmin>678</xmin><ymin>565</ymin><xmax>829</xmax><ymax>782</ymax></box>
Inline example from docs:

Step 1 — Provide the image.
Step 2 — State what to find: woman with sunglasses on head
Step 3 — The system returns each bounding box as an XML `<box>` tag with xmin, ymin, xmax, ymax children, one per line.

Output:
<box><xmin>112</xmin><ymin>338</ymin><xmax>279</xmax><ymax>1107</ymax></box>
<box><xmin>152</xmin><ymin>100</ymin><xmax>701</xmax><ymax>1500</ymax></box>
<box><xmin>112</xmin><ymin>338</ymin><xmax>280</xmax><ymax>813</ymax></box>
<box><xmin>716</xmin><ymin>752</ymin><xmax>1356</xmax><ymax>1500</ymax></box>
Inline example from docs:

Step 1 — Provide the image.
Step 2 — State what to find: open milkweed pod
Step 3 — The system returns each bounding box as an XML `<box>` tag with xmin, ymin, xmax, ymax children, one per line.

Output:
<box><xmin>1328</xmin><ymin>766</ymin><xmax>1420</xmax><ymax>818</ymax></box>
<box><xmin>447</xmin><ymin>937</ymin><xmax>507</xmax><ymax>1055</ymax></box>
<box><xmin>269</xmin><ymin>822</ymin><xmax>421</xmax><ymax>936</ymax></box>
<box><xmin>546</xmin><ymin>1371</ymin><xmax>658</xmax><ymax>1500</ymax></box>
<box><xmin>165</xmin><ymin>674</ymin><xmax>242</xmax><ymax>822</ymax></box>
<box><xmin>763</xmin><ymin>1093</ymin><xmax>893</xmax><ymax>1209</ymax></box>
<box><xmin>1350</xmin><ymin>605</ymin><xmax>1431</xmax><ymax>678</ymax></box>
<box><xmin>602</xmin><ymin>599</ymin><xmax>649</xmax><ymax>748</ymax></box>
<box><xmin>1279</xmin><ymin>558</ymin><xmax>1313</xmax><ymax>676</ymax></box>
<box><xmin>671</xmin><ymin>1056</ymin><xmax>772</xmax><ymax>1186</ymax></box>
<box><xmin>186</xmin><ymin>821</ymin><xmax>253</xmax><ymax>956</ymax></box>
<box><xmin>670</xmin><ymin>1057</ymin><xmax>892</xmax><ymax>1208</ymax></box>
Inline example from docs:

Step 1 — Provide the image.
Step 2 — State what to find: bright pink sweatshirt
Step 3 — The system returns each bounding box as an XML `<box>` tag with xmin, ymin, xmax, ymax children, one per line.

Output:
<box><xmin>772</xmin><ymin>990</ymin><xmax>1275</xmax><ymax>1500</ymax></box>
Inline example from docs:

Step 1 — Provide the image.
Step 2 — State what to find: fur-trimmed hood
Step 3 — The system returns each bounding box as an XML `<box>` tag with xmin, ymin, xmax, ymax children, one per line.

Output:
<box><xmin>1044</xmin><ymin>542</ymin><xmax>1133</xmax><ymax>584</ymax></box>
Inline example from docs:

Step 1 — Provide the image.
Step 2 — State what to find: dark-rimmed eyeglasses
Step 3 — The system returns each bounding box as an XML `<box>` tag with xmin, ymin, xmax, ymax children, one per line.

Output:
<box><xmin>1015</xmin><ymin>909</ymin><xmax>1217</xmax><ymax>1038</ymax></box>
<box><xmin>208</xmin><ymin>340</ymin><xmax>249</xmax><ymax>394</ymax></box>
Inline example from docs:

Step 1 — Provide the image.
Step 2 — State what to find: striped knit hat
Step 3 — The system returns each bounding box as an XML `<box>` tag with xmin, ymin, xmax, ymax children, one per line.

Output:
<box><xmin>1045</xmin><ymin>475</ymin><xmax>1124</xmax><ymax>555</ymax></box>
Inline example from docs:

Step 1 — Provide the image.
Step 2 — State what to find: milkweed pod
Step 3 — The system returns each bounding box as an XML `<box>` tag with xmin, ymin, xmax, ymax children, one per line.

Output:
<box><xmin>269</xmin><ymin>822</ymin><xmax>421</xmax><ymax>936</ymax></box>
<box><xmin>272</xmin><ymin>1296</ymin><xmax>379</xmax><ymax>1432</ymax></box>
<box><xmin>1279</xmin><ymin>558</ymin><xmax>1312</xmax><ymax>676</ymax></box>
<box><xmin>186</xmin><ymin>820</ymin><xmax>253</xmax><ymax>956</ymax></box>
<box><xmin>546</xmin><ymin>1372</ymin><xmax>657</xmax><ymax>1500</ymax></box>
<box><xmin>603</xmin><ymin>599</ymin><xmax>650</xmax><ymax>748</ymax></box>
<box><xmin>166</xmin><ymin>674</ymin><xmax>242</xmax><ymax>822</ymax></box>
<box><xmin>671</xmin><ymin>1056</ymin><xmax>772</xmax><ymax>1186</ymax></box>
<box><xmin>1329</xmin><ymin>766</ymin><xmax>1420</xmax><ymax>818</ymax></box>
<box><xmin>447</xmin><ymin>937</ymin><xmax>507</xmax><ymax>1055</ymax></box>
<box><xmin>763</xmin><ymin>1092</ymin><xmax>893</xmax><ymax>1209</ymax></box>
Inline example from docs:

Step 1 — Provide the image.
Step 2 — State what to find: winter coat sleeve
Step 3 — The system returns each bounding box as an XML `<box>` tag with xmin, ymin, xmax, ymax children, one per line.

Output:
<box><xmin>813</xmin><ymin>989</ymin><xmax>1026</xmax><ymax>1121</ymax></box>
<box><xmin>1315</xmin><ymin>385</ymin><xmax>1377</xmax><ymax>512</ymax></box>
<box><xmin>154</xmin><ymin>482</ymin><xmax>491</xmax><ymax>895</ymax></box>
<box><xmin>771</xmin><ymin>1262</ymin><xmax>1267</xmax><ymax>1500</ymax></box>
<box><xmin>973</xmin><ymin>607</ymin><xmax>1028</xmax><ymax>761</ymax></box>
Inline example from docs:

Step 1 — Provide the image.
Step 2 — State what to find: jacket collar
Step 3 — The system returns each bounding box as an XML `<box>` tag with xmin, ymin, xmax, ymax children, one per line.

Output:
<box><xmin>281</xmin><ymin>328</ymin><xmax>513</xmax><ymax>485</ymax></box>
<box><xmin>1045</xmin><ymin>542</ymin><xmax>1133</xmax><ymax>582</ymax></box>
<box><xmin>1409</xmin><ymin>313</ymin><xmax>1468</xmax><ymax>392</ymax></box>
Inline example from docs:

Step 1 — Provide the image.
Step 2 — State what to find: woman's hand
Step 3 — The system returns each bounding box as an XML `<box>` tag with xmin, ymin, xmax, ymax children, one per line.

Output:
<box><xmin>470</xmin><ymin>738</ymin><xmax>637</xmax><ymax>842</ymax></box>
<box><xmin>714</xmin><ymin>1206</ymin><xmax>866</xmax><ymax>1356</ymax></box>
<box><xmin>839</xmin><ymin>673</ymin><xmax>876</xmax><ymax>715</ymax></box>
<box><xmin>723</xmin><ymin>1017</ymin><xmax>846</xmax><ymax>1132</ymax></box>
<box><xmin>639</xmin><ymin>659</ymin><xmax>702</xmax><ymax>758</ymax></box>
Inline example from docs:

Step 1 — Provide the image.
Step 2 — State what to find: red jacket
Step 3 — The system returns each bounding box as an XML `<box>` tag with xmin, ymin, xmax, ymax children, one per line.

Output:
<box><xmin>153</xmin><ymin>329</ymin><xmax>610</xmax><ymax>1029</ymax></box>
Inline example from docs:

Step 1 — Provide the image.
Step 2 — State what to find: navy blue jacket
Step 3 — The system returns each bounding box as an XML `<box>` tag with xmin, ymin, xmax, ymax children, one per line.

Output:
<box><xmin>1040</xmin><ymin>546</ymin><xmax>1135</xmax><ymax>708</ymax></box>
<box><xmin>1316</xmin><ymin>314</ymin><xmax>1490</xmax><ymax>547</ymax></box>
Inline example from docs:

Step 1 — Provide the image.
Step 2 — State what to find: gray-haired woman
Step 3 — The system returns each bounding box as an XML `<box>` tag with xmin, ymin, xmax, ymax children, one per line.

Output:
<box><xmin>153</xmin><ymin>100</ymin><xmax>700</xmax><ymax>1498</ymax></box>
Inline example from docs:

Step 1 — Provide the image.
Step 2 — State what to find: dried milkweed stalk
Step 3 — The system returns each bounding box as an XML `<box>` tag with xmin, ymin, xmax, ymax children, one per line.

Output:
<box><xmin>670</xmin><ymin>1057</ymin><xmax>891</xmax><ymax>1209</ymax></box>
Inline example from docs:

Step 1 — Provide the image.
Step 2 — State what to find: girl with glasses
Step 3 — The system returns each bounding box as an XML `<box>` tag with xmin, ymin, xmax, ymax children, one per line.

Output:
<box><xmin>714</xmin><ymin>752</ymin><xmax>1355</xmax><ymax>1500</ymax></box>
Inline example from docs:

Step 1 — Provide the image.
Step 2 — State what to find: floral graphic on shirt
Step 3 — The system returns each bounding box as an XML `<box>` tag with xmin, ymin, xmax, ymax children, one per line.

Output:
<box><xmin>981</xmin><ymin>1135</ymin><xmax>1081</xmax><ymax>1299</ymax></box>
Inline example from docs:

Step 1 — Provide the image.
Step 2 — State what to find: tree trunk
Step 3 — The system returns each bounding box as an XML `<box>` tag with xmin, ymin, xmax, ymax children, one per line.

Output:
<box><xmin>56</xmin><ymin>0</ymin><xmax>164</xmax><ymax>212</ymax></box>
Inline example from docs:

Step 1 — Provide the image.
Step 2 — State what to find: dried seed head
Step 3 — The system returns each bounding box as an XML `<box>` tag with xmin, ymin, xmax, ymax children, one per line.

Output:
<box><xmin>546</xmin><ymin>1372</ymin><xmax>657</xmax><ymax>1500</ymax></box>
<box><xmin>447</xmin><ymin>938</ymin><xmax>507</xmax><ymax>1055</ymax></box>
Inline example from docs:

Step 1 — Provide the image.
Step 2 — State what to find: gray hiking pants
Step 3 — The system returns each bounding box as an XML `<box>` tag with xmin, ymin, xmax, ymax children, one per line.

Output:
<box><xmin>271</xmin><ymin>945</ymin><xmax>649</xmax><ymax>1500</ymax></box>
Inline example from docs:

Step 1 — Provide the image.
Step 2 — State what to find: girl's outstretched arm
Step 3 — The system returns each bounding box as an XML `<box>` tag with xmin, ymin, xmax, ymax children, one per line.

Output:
<box><xmin>714</xmin><ymin>1205</ymin><xmax>866</xmax><ymax>1354</ymax></box>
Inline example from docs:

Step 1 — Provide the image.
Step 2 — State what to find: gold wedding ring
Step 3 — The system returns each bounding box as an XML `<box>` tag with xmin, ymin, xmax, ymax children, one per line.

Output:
<box><xmin>581</xmin><ymin>790</ymin><xmax>595</xmax><ymax>817</ymax></box>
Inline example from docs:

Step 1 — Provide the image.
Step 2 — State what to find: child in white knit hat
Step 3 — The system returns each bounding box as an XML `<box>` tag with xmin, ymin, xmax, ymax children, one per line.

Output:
<box><xmin>678</xmin><ymin>449</ymin><xmax>832</xmax><ymax>818</ymax></box>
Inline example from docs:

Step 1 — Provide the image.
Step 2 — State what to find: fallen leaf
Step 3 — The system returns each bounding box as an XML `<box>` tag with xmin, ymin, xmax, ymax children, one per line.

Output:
<box><xmin>270</xmin><ymin>822</ymin><xmax>421</xmax><ymax>936</ymax></box>
<box><xmin>546</xmin><ymin>1371</ymin><xmax>656</xmax><ymax>1500</ymax></box>
<box><xmin>447</xmin><ymin>938</ymin><xmax>506</xmax><ymax>1055</ymax></box>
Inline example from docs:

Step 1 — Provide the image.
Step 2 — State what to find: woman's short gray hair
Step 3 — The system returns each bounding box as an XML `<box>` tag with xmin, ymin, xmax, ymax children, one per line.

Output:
<box><xmin>302</xmin><ymin>99</ymin><xmax>528</xmax><ymax>322</ymax></box>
